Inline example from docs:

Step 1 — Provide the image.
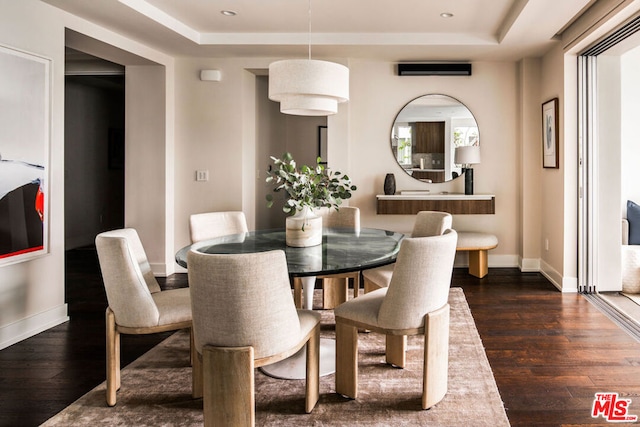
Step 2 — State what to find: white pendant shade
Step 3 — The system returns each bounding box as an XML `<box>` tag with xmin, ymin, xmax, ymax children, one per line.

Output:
<box><xmin>268</xmin><ymin>59</ymin><xmax>349</xmax><ymax>116</ymax></box>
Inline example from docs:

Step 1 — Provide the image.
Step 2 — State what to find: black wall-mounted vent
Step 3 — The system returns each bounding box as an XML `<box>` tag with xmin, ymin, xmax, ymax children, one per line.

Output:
<box><xmin>397</xmin><ymin>63</ymin><xmax>472</xmax><ymax>76</ymax></box>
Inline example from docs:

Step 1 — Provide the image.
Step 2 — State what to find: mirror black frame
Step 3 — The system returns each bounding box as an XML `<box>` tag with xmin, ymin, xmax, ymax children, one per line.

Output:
<box><xmin>390</xmin><ymin>94</ymin><xmax>479</xmax><ymax>183</ymax></box>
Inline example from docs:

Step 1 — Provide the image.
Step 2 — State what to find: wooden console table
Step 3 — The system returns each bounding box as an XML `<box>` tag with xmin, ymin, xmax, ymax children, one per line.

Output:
<box><xmin>376</xmin><ymin>194</ymin><xmax>495</xmax><ymax>215</ymax></box>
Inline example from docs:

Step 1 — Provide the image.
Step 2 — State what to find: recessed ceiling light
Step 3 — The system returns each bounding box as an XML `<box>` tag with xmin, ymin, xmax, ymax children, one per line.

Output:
<box><xmin>440</xmin><ymin>12</ymin><xmax>454</xmax><ymax>18</ymax></box>
<box><xmin>221</xmin><ymin>10</ymin><xmax>237</xmax><ymax>17</ymax></box>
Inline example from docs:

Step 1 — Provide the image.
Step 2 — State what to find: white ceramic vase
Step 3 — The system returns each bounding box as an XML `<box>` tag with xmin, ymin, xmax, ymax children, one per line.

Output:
<box><xmin>285</xmin><ymin>206</ymin><xmax>323</xmax><ymax>247</ymax></box>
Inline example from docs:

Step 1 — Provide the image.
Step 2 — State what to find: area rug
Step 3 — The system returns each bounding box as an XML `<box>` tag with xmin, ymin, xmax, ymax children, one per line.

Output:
<box><xmin>42</xmin><ymin>287</ymin><xmax>509</xmax><ymax>426</ymax></box>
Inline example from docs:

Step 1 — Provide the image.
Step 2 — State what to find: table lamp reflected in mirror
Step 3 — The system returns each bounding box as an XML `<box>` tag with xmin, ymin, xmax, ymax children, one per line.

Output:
<box><xmin>454</xmin><ymin>146</ymin><xmax>481</xmax><ymax>195</ymax></box>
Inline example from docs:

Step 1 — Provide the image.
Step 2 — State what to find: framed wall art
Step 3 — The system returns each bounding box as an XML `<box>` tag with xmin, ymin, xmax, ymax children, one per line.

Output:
<box><xmin>0</xmin><ymin>44</ymin><xmax>51</xmax><ymax>266</ymax></box>
<box><xmin>318</xmin><ymin>125</ymin><xmax>328</xmax><ymax>165</ymax></box>
<box><xmin>542</xmin><ymin>97</ymin><xmax>559</xmax><ymax>169</ymax></box>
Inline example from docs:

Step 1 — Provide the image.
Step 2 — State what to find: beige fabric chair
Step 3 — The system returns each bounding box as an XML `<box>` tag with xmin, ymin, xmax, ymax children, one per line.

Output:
<box><xmin>362</xmin><ymin>211</ymin><xmax>452</xmax><ymax>293</ymax></box>
<box><xmin>293</xmin><ymin>206</ymin><xmax>361</xmax><ymax>309</ymax></box>
<box><xmin>187</xmin><ymin>249</ymin><xmax>321</xmax><ymax>426</ymax></box>
<box><xmin>189</xmin><ymin>211</ymin><xmax>249</xmax><ymax>243</ymax></box>
<box><xmin>334</xmin><ymin>230</ymin><xmax>457</xmax><ymax>409</ymax></box>
<box><xmin>95</xmin><ymin>228</ymin><xmax>194</xmax><ymax>407</ymax></box>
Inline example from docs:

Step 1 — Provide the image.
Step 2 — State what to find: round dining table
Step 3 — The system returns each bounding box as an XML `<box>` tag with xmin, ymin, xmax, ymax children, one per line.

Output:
<box><xmin>176</xmin><ymin>227</ymin><xmax>404</xmax><ymax>308</ymax></box>
<box><xmin>175</xmin><ymin>227</ymin><xmax>404</xmax><ymax>379</ymax></box>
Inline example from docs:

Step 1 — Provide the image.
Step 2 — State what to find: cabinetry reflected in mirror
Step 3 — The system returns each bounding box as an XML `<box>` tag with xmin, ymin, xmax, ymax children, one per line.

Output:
<box><xmin>390</xmin><ymin>94</ymin><xmax>479</xmax><ymax>183</ymax></box>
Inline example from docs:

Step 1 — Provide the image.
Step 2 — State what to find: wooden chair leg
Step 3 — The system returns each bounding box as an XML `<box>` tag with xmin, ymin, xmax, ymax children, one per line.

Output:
<box><xmin>105</xmin><ymin>308</ymin><xmax>119</xmax><ymax>407</ymax></box>
<box><xmin>192</xmin><ymin>352</ymin><xmax>203</xmax><ymax>399</ymax></box>
<box><xmin>203</xmin><ymin>345</ymin><xmax>254</xmax><ymax>427</ymax></box>
<box><xmin>190</xmin><ymin>327</ymin><xmax>195</xmax><ymax>366</ymax></box>
<box><xmin>335</xmin><ymin>321</ymin><xmax>358</xmax><ymax>399</ymax></box>
<box><xmin>352</xmin><ymin>273</ymin><xmax>361</xmax><ymax>299</ymax></box>
<box><xmin>293</xmin><ymin>277</ymin><xmax>303</xmax><ymax>309</ymax></box>
<box><xmin>191</xmin><ymin>329</ymin><xmax>203</xmax><ymax>399</ymax></box>
<box><xmin>322</xmin><ymin>277</ymin><xmax>348</xmax><ymax>309</ymax></box>
<box><xmin>305</xmin><ymin>323</ymin><xmax>320</xmax><ymax>413</ymax></box>
<box><xmin>422</xmin><ymin>304</ymin><xmax>450</xmax><ymax>409</ymax></box>
<box><xmin>468</xmin><ymin>249</ymin><xmax>489</xmax><ymax>278</ymax></box>
<box><xmin>115</xmin><ymin>328</ymin><xmax>120</xmax><ymax>391</ymax></box>
<box><xmin>385</xmin><ymin>334</ymin><xmax>407</xmax><ymax>368</ymax></box>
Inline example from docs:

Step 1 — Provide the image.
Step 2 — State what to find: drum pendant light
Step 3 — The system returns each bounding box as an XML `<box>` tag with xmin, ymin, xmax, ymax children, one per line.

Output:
<box><xmin>268</xmin><ymin>0</ymin><xmax>349</xmax><ymax>116</ymax></box>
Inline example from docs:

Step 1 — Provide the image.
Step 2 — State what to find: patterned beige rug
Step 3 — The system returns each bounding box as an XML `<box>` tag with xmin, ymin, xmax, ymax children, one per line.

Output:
<box><xmin>43</xmin><ymin>288</ymin><xmax>509</xmax><ymax>426</ymax></box>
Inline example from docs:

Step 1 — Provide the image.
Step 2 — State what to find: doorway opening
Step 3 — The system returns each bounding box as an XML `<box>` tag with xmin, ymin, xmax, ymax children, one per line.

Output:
<box><xmin>63</xmin><ymin>29</ymin><xmax>170</xmax><ymax>321</ymax></box>
<box><xmin>64</xmin><ymin>47</ymin><xmax>125</xmax><ymax>318</ymax></box>
<box><xmin>254</xmin><ymin>75</ymin><xmax>327</xmax><ymax>230</ymax></box>
<box><xmin>64</xmin><ymin>48</ymin><xmax>125</xmax><ymax>250</ymax></box>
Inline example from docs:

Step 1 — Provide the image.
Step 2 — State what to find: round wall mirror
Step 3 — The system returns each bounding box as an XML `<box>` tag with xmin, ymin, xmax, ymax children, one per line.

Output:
<box><xmin>390</xmin><ymin>94</ymin><xmax>479</xmax><ymax>183</ymax></box>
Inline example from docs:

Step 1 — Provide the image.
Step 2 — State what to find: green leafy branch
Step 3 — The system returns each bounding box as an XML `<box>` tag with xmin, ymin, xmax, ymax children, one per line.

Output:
<box><xmin>265</xmin><ymin>152</ymin><xmax>357</xmax><ymax>215</ymax></box>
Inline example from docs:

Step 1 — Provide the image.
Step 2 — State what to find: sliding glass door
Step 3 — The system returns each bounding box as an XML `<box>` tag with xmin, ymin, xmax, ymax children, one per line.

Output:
<box><xmin>578</xmin><ymin>17</ymin><xmax>640</xmax><ymax>293</ymax></box>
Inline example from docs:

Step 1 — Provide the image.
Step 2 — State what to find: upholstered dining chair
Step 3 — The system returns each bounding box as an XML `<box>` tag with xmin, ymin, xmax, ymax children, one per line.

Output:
<box><xmin>293</xmin><ymin>206</ymin><xmax>361</xmax><ymax>309</ymax></box>
<box><xmin>362</xmin><ymin>211</ymin><xmax>452</xmax><ymax>293</ymax></box>
<box><xmin>189</xmin><ymin>211</ymin><xmax>249</xmax><ymax>243</ymax></box>
<box><xmin>187</xmin><ymin>249</ymin><xmax>321</xmax><ymax>426</ymax></box>
<box><xmin>334</xmin><ymin>230</ymin><xmax>458</xmax><ymax>410</ymax></box>
<box><xmin>95</xmin><ymin>228</ymin><xmax>194</xmax><ymax>407</ymax></box>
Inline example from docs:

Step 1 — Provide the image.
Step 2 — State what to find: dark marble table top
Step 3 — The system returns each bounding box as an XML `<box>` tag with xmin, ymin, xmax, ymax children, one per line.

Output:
<box><xmin>175</xmin><ymin>228</ymin><xmax>404</xmax><ymax>277</ymax></box>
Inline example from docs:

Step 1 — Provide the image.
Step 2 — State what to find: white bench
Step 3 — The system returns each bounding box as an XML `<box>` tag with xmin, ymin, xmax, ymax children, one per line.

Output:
<box><xmin>456</xmin><ymin>231</ymin><xmax>498</xmax><ymax>278</ymax></box>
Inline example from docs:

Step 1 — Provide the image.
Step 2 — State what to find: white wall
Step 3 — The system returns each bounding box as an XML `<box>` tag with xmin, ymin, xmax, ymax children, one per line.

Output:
<box><xmin>173</xmin><ymin>58</ymin><xmax>263</xmax><ymax>250</ymax></box>
<box><xmin>0</xmin><ymin>0</ymin><xmax>68</xmax><ymax>348</ymax></box>
<box><xmin>517</xmin><ymin>58</ymin><xmax>543</xmax><ymax>272</ymax></box>
<box><xmin>0</xmin><ymin>0</ymin><xmax>176</xmax><ymax>348</ymax></box>
<box><xmin>561</xmin><ymin>50</ymin><xmax>579</xmax><ymax>293</ymax></box>
<box><xmin>344</xmin><ymin>60</ymin><xmax>520</xmax><ymax>268</ymax></box>
<box><xmin>172</xmin><ymin>58</ymin><xmax>329</xmax><ymax>250</ymax></box>
<box><xmin>125</xmin><ymin>65</ymin><xmax>168</xmax><ymax>272</ymax></box>
<box><xmin>538</xmin><ymin>43</ymin><xmax>577</xmax><ymax>291</ymax></box>
<box><xmin>170</xmin><ymin>59</ymin><xmax>524</xmax><ymax>269</ymax></box>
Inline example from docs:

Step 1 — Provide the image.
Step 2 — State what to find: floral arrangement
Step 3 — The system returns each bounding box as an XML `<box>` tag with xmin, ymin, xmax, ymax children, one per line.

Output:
<box><xmin>266</xmin><ymin>152</ymin><xmax>356</xmax><ymax>214</ymax></box>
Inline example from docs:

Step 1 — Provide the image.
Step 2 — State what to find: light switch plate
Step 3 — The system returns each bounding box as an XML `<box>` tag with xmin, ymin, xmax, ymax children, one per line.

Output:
<box><xmin>196</xmin><ymin>170</ymin><xmax>209</xmax><ymax>182</ymax></box>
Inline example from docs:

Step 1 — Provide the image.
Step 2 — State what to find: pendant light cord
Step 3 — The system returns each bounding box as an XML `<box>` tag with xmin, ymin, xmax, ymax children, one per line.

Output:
<box><xmin>307</xmin><ymin>0</ymin><xmax>312</xmax><ymax>60</ymax></box>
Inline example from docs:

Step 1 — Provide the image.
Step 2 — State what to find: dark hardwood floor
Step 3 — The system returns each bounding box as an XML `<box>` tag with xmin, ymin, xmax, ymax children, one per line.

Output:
<box><xmin>0</xmin><ymin>247</ymin><xmax>182</xmax><ymax>427</ymax></box>
<box><xmin>1</xmin><ymin>248</ymin><xmax>640</xmax><ymax>426</ymax></box>
<box><xmin>457</xmin><ymin>270</ymin><xmax>640</xmax><ymax>426</ymax></box>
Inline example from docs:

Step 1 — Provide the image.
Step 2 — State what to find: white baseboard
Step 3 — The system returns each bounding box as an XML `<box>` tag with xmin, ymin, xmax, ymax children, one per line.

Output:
<box><xmin>150</xmin><ymin>262</ymin><xmax>168</xmax><ymax>278</ymax></box>
<box><xmin>561</xmin><ymin>275</ymin><xmax>579</xmax><ymax>293</ymax></box>
<box><xmin>150</xmin><ymin>262</ymin><xmax>185</xmax><ymax>277</ymax></box>
<box><xmin>488</xmin><ymin>254</ymin><xmax>519</xmax><ymax>267</ymax></box>
<box><xmin>539</xmin><ymin>259</ymin><xmax>577</xmax><ymax>292</ymax></box>
<box><xmin>520</xmin><ymin>257</ymin><xmax>540</xmax><ymax>272</ymax></box>
<box><xmin>0</xmin><ymin>304</ymin><xmax>69</xmax><ymax>350</ymax></box>
<box><xmin>454</xmin><ymin>253</ymin><xmax>519</xmax><ymax>268</ymax></box>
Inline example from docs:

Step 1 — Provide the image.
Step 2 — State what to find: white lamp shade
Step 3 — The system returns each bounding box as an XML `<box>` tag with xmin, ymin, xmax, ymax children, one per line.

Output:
<box><xmin>268</xmin><ymin>59</ymin><xmax>349</xmax><ymax>116</ymax></box>
<box><xmin>454</xmin><ymin>145</ymin><xmax>481</xmax><ymax>165</ymax></box>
